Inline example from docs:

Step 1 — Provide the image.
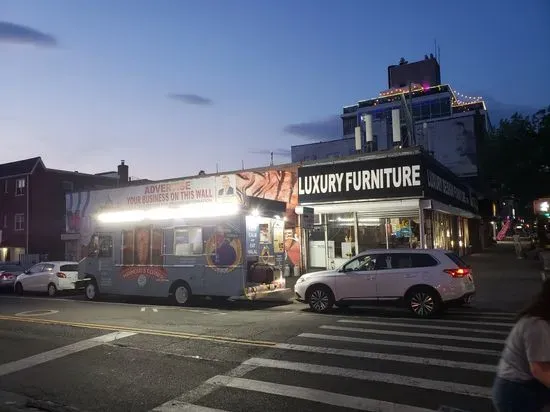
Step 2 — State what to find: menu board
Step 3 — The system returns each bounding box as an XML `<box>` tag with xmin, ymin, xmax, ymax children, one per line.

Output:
<box><xmin>246</xmin><ymin>218</ymin><xmax>260</xmax><ymax>256</ymax></box>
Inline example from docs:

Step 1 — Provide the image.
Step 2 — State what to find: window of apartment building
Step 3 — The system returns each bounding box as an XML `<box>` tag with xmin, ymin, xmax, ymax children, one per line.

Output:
<box><xmin>3</xmin><ymin>214</ymin><xmax>7</xmax><ymax>228</ymax></box>
<box><xmin>15</xmin><ymin>178</ymin><xmax>25</xmax><ymax>196</ymax></box>
<box><xmin>3</xmin><ymin>180</ymin><xmax>8</xmax><ymax>194</ymax></box>
<box><xmin>62</xmin><ymin>181</ymin><xmax>74</xmax><ymax>192</ymax></box>
<box><xmin>14</xmin><ymin>214</ymin><xmax>24</xmax><ymax>231</ymax></box>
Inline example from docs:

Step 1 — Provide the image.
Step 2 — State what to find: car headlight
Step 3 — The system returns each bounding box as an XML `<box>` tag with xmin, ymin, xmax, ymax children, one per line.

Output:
<box><xmin>297</xmin><ymin>276</ymin><xmax>306</xmax><ymax>283</ymax></box>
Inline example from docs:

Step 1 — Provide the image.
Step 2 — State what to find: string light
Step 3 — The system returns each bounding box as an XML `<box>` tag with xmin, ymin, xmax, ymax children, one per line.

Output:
<box><xmin>348</xmin><ymin>84</ymin><xmax>485</xmax><ymax>111</ymax></box>
<box><xmin>451</xmin><ymin>88</ymin><xmax>484</xmax><ymax>106</ymax></box>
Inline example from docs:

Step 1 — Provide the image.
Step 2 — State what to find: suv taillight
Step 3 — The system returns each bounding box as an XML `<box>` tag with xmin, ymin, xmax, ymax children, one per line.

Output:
<box><xmin>56</xmin><ymin>272</ymin><xmax>67</xmax><ymax>278</ymax></box>
<box><xmin>0</xmin><ymin>273</ymin><xmax>14</xmax><ymax>280</ymax></box>
<box><xmin>444</xmin><ymin>268</ymin><xmax>471</xmax><ymax>278</ymax></box>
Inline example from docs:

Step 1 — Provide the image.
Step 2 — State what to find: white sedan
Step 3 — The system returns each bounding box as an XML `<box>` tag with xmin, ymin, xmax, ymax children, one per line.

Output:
<box><xmin>14</xmin><ymin>261</ymin><xmax>80</xmax><ymax>296</ymax></box>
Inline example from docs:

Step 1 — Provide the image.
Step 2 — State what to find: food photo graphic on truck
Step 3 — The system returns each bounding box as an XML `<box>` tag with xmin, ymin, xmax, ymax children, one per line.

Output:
<box><xmin>65</xmin><ymin>174</ymin><xmax>294</xmax><ymax>304</ymax></box>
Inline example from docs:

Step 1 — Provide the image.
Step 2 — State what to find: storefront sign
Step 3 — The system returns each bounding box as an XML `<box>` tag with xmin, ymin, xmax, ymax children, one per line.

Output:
<box><xmin>534</xmin><ymin>198</ymin><xmax>550</xmax><ymax>215</ymax></box>
<box><xmin>298</xmin><ymin>155</ymin><xmax>424</xmax><ymax>203</ymax></box>
<box><xmin>424</xmin><ymin>168</ymin><xmax>478</xmax><ymax>213</ymax></box>
<box><xmin>298</xmin><ymin>152</ymin><xmax>479</xmax><ymax>215</ymax></box>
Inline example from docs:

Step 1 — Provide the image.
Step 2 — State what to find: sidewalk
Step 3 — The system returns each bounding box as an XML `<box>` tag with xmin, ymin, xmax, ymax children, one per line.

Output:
<box><xmin>463</xmin><ymin>242</ymin><xmax>544</xmax><ymax>312</ymax></box>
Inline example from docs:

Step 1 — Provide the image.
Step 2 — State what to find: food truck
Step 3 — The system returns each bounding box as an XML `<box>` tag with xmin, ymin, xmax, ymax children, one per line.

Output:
<box><xmin>70</xmin><ymin>177</ymin><xmax>290</xmax><ymax>305</ymax></box>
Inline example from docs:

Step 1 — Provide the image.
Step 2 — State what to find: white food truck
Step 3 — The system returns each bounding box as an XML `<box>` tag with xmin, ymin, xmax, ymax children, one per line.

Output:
<box><xmin>72</xmin><ymin>184</ymin><xmax>290</xmax><ymax>305</ymax></box>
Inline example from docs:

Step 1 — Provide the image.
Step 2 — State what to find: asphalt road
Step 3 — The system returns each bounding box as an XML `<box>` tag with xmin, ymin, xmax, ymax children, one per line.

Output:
<box><xmin>0</xmin><ymin>292</ymin><xmax>517</xmax><ymax>412</ymax></box>
<box><xmin>0</xmin><ymin>243</ymin><xmax>544</xmax><ymax>412</ymax></box>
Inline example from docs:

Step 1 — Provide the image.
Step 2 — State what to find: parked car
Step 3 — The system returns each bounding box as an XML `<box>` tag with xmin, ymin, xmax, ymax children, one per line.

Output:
<box><xmin>294</xmin><ymin>249</ymin><xmax>475</xmax><ymax>317</ymax></box>
<box><xmin>0</xmin><ymin>263</ymin><xmax>25</xmax><ymax>292</ymax></box>
<box><xmin>14</xmin><ymin>261</ymin><xmax>80</xmax><ymax>296</ymax></box>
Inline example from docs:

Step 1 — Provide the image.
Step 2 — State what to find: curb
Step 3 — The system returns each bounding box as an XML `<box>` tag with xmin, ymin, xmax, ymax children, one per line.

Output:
<box><xmin>0</xmin><ymin>391</ymin><xmax>80</xmax><ymax>412</ymax></box>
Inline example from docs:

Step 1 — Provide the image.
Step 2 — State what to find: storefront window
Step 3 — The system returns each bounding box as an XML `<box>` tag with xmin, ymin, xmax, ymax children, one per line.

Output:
<box><xmin>357</xmin><ymin>215</ymin><xmax>387</xmax><ymax>252</ymax></box>
<box><xmin>308</xmin><ymin>215</ymin><xmax>326</xmax><ymax>269</ymax></box>
<box><xmin>432</xmin><ymin>212</ymin><xmax>453</xmax><ymax>250</ymax></box>
<box><xmin>388</xmin><ymin>217</ymin><xmax>420</xmax><ymax>248</ymax></box>
<box><xmin>326</xmin><ymin>212</ymin><xmax>355</xmax><ymax>268</ymax></box>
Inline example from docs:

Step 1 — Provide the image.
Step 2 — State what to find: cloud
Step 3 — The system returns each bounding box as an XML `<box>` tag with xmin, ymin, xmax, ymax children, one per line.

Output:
<box><xmin>283</xmin><ymin>115</ymin><xmax>342</xmax><ymax>141</ymax></box>
<box><xmin>249</xmin><ymin>148</ymin><xmax>291</xmax><ymax>158</ymax></box>
<box><xmin>168</xmin><ymin>93</ymin><xmax>213</xmax><ymax>106</ymax></box>
<box><xmin>0</xmin><ymin>21</ymin><xmax>57</xmax><ymax>47</ymax></box>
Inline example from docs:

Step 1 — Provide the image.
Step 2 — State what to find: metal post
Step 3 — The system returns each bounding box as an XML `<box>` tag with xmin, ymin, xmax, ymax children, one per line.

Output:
<box><xmin>385</xmin><ymin>218</ymin><xmax>390</xmax><ymax>249</ymax></box>
<box><xmin>25</xmin><ymin>175</ymin><xmax>30</xmax><ymax>253</ymax></box>
<box><xmin>353</xmin><ymin>212</ymin><xmax>359</xmax><ymax>256</ymax></box>
<box><xmin>419</xmin><ymin>206</ymin><xmax>426</xmax><ymax>249</ymax></box>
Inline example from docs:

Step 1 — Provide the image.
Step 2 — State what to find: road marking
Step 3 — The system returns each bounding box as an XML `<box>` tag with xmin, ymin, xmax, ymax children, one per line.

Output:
<box><xmin>275</xmin><ymin>343</ymin><xmax>495</xmax><ymax>372</ymax></box>
<box><xmin>152</xmin><ymin>364</ymin><xmax>256</xmax><ymax>411</ymax></box>
<box><xmin>14</xmin><ymin>310</ymin><xmax>59</xmax><ymax>317</ymax></box>
<box><xmin>243</xmin><ymin>357</ymin><xmax>491</xmax><ymax>398</ymax></box>
<box><xmin>0</xmin><ymin>315</ymin><xmax>276</xmax><ymax>348</ymax></box>
<box><xmin>141</xmin><ymin>307</ymin><xmax>159</xmax><ymax>312</ymax></box>
<box><xmin>205</xmin><ymin>375</ymin><xmax>435</xmax><ymax>412</ymax></box>
<box><xmin>153</xmin><ymin>403</ymin><xmax>227</xmax><ymax>411</ymax></box>
<box><xmin>0</xmin><ymin>331</ymin><xmax>136</xmax><ymax>377</ymax></box>
<box><xmin>320</xmin><ymin>325</ymin><xmax>505</xmax><ymax>344</ymax></box>
<box><xmin>337</xmin><ymin>319</ymin><xmax>510</xmax><ymax>336</ymax></box>
<box><xmin>443</xmin><ymin>315</ymin><xmax>516</xmax><ymax>321</ymax></box>
<box><xmin>298</xmin><ymin>333</ymin><xmax>501</xmax><ymax>356</ymax></box>
<box><xmin>447</xmin><ymin>310</ymin><xmax>515</xmax><ymax>317</ymax></box>
<box><xmin>346</xmin><ymin>316</ymin><xmax>513</xmax><ymax>327</ymax></box>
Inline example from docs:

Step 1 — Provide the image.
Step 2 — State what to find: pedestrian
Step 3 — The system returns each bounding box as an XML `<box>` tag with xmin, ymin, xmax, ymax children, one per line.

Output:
<box><xmin>513</xmin><ymin>229</ymin><xmax>524</xmax><ymax>259</ymax></box>
<box><xmin>492</xmin><ymin>279</ymin><xmax>550</xmax><ymax>411</ymax></box>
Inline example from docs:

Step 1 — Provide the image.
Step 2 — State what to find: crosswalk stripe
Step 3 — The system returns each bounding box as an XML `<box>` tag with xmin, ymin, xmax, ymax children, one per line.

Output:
<box><xmin>155</xmin><ymin>404</ymin><xmax>228</xmax><ymax>411</ymax></box>
<box><xmin>299</xmin><ymin>333</ymin><xmax>502</xmax><ymax>356</ymax></box>
<box><xmin>205</xmin><ymin>375</ymin><xmax>436</xmax><ymax>412</ymax></box>
<box><xmin>274</xmin><ymin>343</ymin><xmax>496</xmax><ymax>372</ymax></box>
<box><xmin>320</xmin><ymin>325</ymin><xmax>505</xmax><ymax>344</ymax></box>
<box><xmin>346</xmin><ymin>317</ymin><xmax>514</xmax><ymax>327</ymax></box>
<box><xmin>447</xmin><ymin>310</ymin><xmax>515</xmax><ymax>317</ymax></box>
<box><xmin>337</xmin><ymin>319</ymin><xmax>510</xmax><ymax>336</ymax></box>
<box><xmin>442</xmin><ymin>315</ymin><xmax>516</xmax><ymax>321</ymax></box>
<box><xmin>243</xmin><ymin>357</ymin><xmax>491</xmax><ymax>398</ymax></box>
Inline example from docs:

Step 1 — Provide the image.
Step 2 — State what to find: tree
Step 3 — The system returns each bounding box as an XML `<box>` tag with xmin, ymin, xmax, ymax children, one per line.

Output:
<box><xmin>480</xmin><ymin>106</ymin><xmax>550</xmax><ymax>217</ymax></box>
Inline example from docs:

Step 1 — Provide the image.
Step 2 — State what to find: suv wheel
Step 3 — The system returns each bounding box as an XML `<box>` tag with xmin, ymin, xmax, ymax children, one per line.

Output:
<box><xmin>406</xmin><ymin>287</ymin><xmax>441</xmax><ymax>317</ymax></box>
<box><xmin>307</xmin><ymin>286</ymin><xmax>334</xmax><ymax>313</ymax></box>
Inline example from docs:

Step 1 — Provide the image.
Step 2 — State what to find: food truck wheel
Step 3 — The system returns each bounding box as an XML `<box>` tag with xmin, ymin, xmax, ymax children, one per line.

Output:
<box><xmin>170</xmin><ymin>282</ymin><xmax>192</xmax><ymax>306</ymax></box>
<box><xmin>85</xmin><ymin>280</ymin><xmax>99</xmax><ymax>301</ymax></box>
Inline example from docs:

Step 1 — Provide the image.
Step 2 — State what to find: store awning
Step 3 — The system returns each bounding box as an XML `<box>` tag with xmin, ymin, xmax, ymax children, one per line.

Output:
<box><xmin>296</xmin><ymin>198</ymin><xmax>420</xmax><ymax>218</ymax></box>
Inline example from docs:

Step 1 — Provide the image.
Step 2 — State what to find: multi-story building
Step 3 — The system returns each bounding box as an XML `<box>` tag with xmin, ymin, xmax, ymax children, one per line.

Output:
<box><xmin>291</xmin><ymin>55</ymin><xmax>491</xmax><ymax>191</ymax></box>
<box><xmin>0</xmin><ymin>158</ymin><xmax>133</xmax><ymax>262</ymax></box>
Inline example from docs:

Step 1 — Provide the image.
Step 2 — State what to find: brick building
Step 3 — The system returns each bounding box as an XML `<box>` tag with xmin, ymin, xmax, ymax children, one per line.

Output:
<box><xmin>0</xmin><ymin>158</ymin><xmax>132</xmax><ymax>262</ymax></box>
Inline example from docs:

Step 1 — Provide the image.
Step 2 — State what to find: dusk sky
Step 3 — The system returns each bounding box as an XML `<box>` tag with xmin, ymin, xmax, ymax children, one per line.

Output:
<box><xmin>2</xmin><ymin>0</ymin><xmax>549</xmax><ymax>181</ymax></box>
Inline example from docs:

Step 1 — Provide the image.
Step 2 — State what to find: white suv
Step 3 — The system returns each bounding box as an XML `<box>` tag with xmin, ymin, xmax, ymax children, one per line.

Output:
<box><xmin>294</xmin><ymin>249</ymin><xmax>475</xmax><ymax>317</ymax></box>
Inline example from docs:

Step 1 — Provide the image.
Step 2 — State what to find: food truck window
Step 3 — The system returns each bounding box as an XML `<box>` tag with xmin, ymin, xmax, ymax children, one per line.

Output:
<box><xmin>98</xmin><ymin>235</ymin><xmax>113</xmax><ymax>258</ymax></box>
<box><xmin>151</xmin><ymin>229</ymin><xmax>163</xmax><ymax>265</ymax></box>
<box><xmin>122</xmin><ymin>230</ymin><xmax>134</xmax><ymax>264</ymax></box>
<box><xmin>174</xmin><ymin>227</ymin><xmax>203</xmax><ymax>255</ymax></box>
<box><xmin>134</xmin><ymin>227</ymin><xmax>151</xmax><ymax>265</ymax></box>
